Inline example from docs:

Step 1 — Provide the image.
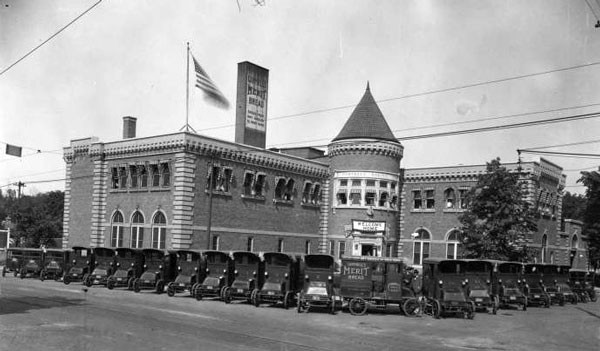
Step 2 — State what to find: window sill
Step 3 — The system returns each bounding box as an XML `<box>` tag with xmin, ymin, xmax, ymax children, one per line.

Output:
<box><xmin>443</xmin><ymin>209</ymin><xmax>466</xmax><ymax>213</ymax></box>
<box><xmin>150</xmin><ymin>187</ymin><xmax>171</xmax><ymax>192</ymax></box>
<box><xmin>206</xmin><ymin>190</ymin><xmax>232</xmax><ymax>197</ymax></box>
<box><xmin>301</xmin><ymin>202</ymin><xmax>320</xmax><ymax>208</ymax></box>
<box><xmin>241</xmin><ymin>194</ymin><xmax>266</xmax><ymax>201</ymax></box>
<box><xmin>273</xmin><ymin>199</ymin><xmax>294</xmax><ymax>206</ymax></box>
<box><xmin>411</xmin><ymin>209</ymin><xmax>436</xmax><ymax>213</ymax></box>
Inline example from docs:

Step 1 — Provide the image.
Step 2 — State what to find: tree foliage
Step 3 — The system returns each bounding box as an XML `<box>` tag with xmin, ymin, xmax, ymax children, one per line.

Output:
<box><xmin>578</xmin><ymin>170</ymin><xmax>600</xmax><ymax>270</ymax></box>
<box><xmin>0</xmin><ymin>190</ymin><xmax>64</xmax><ymax>248</ymax></box>
<box><xmin>561</xmin><ymin>191</ymin><xmax>586</xmax><ymax>221</ymax></box>
<box><xmin>458</xmin><ymin>158</ymin><xmax>538</xmax><ymax>261</ymax></box>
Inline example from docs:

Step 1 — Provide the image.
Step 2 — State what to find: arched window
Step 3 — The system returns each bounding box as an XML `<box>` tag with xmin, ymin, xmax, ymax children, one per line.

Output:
<box><xmin>412</xmin><ymin>228</ymin><xmax>431</xmax><ymax>266</ymax></box>
<box><xmin>152</xmin><ymin>212</ymin><xmax>167</xmax><ymax>249</ymax></box>
<box><xmin>444</xmin><ymin>188</ymin><xmax>456</xmax><ymax>209</ymax></box>
<box><xmin>111</xmin><ymin>211</ymin><xmax>124</xmax><ymax>247</ymax></box>
<box><xmin>571</xmin><ymin>235</ymin><xmax>578</xmax><ymax>250</ymax></box>
<box><xmin>541</xmin><ymin>234</ymin><xmax>548</xmax><ymax>263</ymax></box>
<box><xmin>130</xmin><ymin>211</ymin><xmax>144</xmax><ymax>249</ymax></box>
<box><xmin>446</xmin><ymin>229</ymin><xmax>463</xmax><ymax>259</ymax></box>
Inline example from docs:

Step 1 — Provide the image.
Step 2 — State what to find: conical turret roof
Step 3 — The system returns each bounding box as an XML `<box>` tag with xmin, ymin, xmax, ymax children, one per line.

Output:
<box><xmin>332</xmin><ymin>83</ymin><xmax>399</xmax><ymax>143</ymax></box>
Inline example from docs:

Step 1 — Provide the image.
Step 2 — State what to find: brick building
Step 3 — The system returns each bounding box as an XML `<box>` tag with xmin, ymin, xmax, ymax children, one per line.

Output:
<box><xmin>62</xmin><ymin>76</ymin><xmax>587</xmax><ymax>268</ymax></box>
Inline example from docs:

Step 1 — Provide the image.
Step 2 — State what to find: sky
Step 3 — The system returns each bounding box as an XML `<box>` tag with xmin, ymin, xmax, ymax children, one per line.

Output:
<box><xmin>1</xmin><ymin>0</ymin><xmax>600</xmax><ymax>196</ymax></box>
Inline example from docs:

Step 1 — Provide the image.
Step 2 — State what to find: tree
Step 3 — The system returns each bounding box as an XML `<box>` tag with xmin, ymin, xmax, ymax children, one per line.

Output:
<box><xmin>562</xmin><ymin>191</ymin><xmax>586</xmax><ymax>221</ymax></box>
<box><xmin>459</xmin><ymin>158</ymin><xmax>538</xmax><ymax>261</ymax></box>
<box><xmin>578</xmin><ymin>170</ymin><xmax>600</xmax><ymax>270</ymax></box>
<box><xmin>0</xmin><ymin>190</ymin><xmax>64</xmax><ymax>248</ymax></box>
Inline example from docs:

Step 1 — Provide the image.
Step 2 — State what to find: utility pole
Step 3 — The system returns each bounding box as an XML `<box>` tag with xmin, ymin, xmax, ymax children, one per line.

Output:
<box><xmin>17</xmin><ymin>181</ymin><xmax>25</xmax><ymax>199</ymax></box>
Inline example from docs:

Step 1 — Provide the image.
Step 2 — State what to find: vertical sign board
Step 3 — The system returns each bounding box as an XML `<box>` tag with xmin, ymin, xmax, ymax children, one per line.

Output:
<box><xmin>235</xmin><ymin>61</ymin><xmax>269</xmax><ymax>148</ymax></box>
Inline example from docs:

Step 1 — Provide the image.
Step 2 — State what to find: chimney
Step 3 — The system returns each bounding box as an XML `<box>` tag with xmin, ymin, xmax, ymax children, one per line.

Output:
<box><xmin>122</xmin><ymin>116</ymin><xmax>137</xmax><ymax>139</ymax></box>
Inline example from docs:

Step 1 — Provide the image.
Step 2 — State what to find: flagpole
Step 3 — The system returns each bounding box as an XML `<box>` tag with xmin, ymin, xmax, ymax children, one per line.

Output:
<box><xmin>185</xmin><ymin>42</ymin><xmax>190</xmax><ymax>132</ymax></box>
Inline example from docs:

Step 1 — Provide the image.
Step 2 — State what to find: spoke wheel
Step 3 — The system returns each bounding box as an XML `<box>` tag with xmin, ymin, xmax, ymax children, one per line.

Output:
<box><xmin>349</xmin><ymin>298</ymin><xmax>367</xmax><ymax>316</ymax></box>
<box><xmin>133</xmin><ymin>279</ymin><xmax>141</xmax><ymax>293</ymax></box>
<box><xmin>402</xmin><ymin>298</ymin><xmax>421</xmax><ymax>317</ymax></box>
<box><xmin>167</xmin><ymin>284</ymin><xmax>175</xmax><ymax>297</ymax></box>
<box><xmin>432</xmin><ymin>299</ymin><xmax>441</xmax><ymax>319</ymax></box>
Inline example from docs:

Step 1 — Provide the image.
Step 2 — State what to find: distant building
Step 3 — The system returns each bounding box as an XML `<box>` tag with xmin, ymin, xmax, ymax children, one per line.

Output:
<box><xmin>62</xmin><ymin>66</ymin><xmax>586</xmax><ymax>268</ymax></box>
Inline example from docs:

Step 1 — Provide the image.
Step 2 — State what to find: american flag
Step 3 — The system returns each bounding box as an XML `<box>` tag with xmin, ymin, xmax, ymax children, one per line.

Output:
<box><xmin>191</xmin><ymin>55</ymin><xmax>230</xmax><ymax>109</ymax></box>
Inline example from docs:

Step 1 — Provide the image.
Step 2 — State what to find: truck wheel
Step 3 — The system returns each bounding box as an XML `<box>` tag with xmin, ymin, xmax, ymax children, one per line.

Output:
<box><xmin>402</xmin><ymin>298</ymin><xmax>421</xmax><ymax>317</ymax></box>
<box><xmin>432</xmin><ymin>299</ymin><xmax>441</xmax><ymax>319</ymax></box>
<box><xmin>283</xmin><ymin>291</ymin><xmax>292</xmax><ymax>310</ymax></box>
<box><xmin>156</xmin><ymin>280</ymin><xmax>165</xmax><ymax>294</ymax></box>
<box><xmin>349</xmin><ymin>298</ymin><xmax>367</xmax><ymax>316</ymax></box>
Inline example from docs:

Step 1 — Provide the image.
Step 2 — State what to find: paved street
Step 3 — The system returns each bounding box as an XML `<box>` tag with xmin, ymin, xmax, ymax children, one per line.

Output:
<box><xmin>0</xmin><ymin>277</ymin><xmax>598</xmax><ymax>351</ymax></box>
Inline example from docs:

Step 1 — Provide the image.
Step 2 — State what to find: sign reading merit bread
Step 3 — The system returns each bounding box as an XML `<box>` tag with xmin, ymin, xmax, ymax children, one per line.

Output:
<box><xmin>352</xmin><ymin>220</ymin><xmax>386</xmax><ymax>232</ymax></box>
<box><xmin>235</xmin><ymin>62</ymin><xmax>269</xmax><ymax>148</ymax></box>
<box><xmin>245</xmin><ymin>67</ymin><xmax>268</xmax><ymax>132</ymax></box>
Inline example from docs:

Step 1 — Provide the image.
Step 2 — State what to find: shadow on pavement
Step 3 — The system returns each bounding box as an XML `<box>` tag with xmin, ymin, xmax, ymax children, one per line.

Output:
<box><xmin>576</xmin><ymin>306</ymin><xmax>600</xmax><ymax>319</ymax></box>
<box><xmin>0</xmin><ymin>295</ymin><xmax>86</xmax><ymax>316</ymax></box>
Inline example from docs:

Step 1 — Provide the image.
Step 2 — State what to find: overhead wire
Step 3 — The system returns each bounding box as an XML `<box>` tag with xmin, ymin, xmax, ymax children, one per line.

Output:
<box><xmin>0</xmin><ymin>0</ymin><xmax>104</xmax><ymax>77</ymax></box>
<box><xmin>200</xmin><ymin>59</ymin><xmax>600</xmax><ymax>132</ymax></box>
<box><xmin>267</xmin><ymin>102</ymin><xmax>600</xmax><ymax>148</ymax></box>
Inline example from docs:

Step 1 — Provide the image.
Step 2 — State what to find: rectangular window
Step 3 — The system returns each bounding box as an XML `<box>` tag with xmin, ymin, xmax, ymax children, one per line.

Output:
<box><xmin>366</xmin><ymin>180</ymin><xmax>375</xmax><ymax>187</ymax></box>
<box><xmin>139</xmin><ymin>165</ymin><xmax>148</xmax><ymax>188</ymax></box>
<box><xmin>111</xmin><ymin>167</ymin><xmax>119</xmax><ymax>189</ymax></box>
<box><xmin>209</xmin><ymin>165</ymin><xmax>220</xmax><ymax>191</ymax></box>
<box><xmin>311</xmin><ymin>184</ymin><xmax>321</xmax><ymax>204</ymax></box>
<box><xmin>413</xmin><ymin>242</ymin><xmax>421</xmax><ymax>265</ymax></box>
<box><xmin>339</xmin><ymin>179</ymin><xmax>348</xmax><ymax>187</ymax></box>
<box><xmin>130</xmin><ymin>166</ymin><xmax>138</xmax><ymax>188</ymax></box>
<box><xmin>152</xmin><ymin>227</ymin><xmax>166</xmax><ymax>249</ymax></box>
<box><xmin>111</xmin><ymin>226</ymin><xmax>123</xmax><ymax>247</ymax></box>
<box><xmin>413</xmin><ymin>190</ymin><xmax>422</xmax><ymax>209</ymax></box>
<box><xmin>365</xmin><ymin>191</ymin><xmax>376</xmax><ymax>206</ymax></box>
<box><xmin>351</xmin><ymin>180</ymin><xmax>361</xmax><ymax>187</ymax></box>
<box><xmin>386</xmin><ymin>243</ymin><xmax>393</xmax><ymax>257</ymax></box>
<box><xmin>305</xmin><ymin>241</ymin><xmax>311</xmax><ymax>254</ymax></box>
<box><xmin>329</xmin><ymin>240</ymin><xmax>335</xmax><ymax>256</ymax></box>
<box><xmin>215</xmin><ymin>167</ymin><xmax>232</xmax><ymax>192</ymax></box>
<box><xmin>337</xmin><ymin>192</ymin><xmax>347</xmax><ymax>205</ymax></box>
<box><xmin>243</xmin><ymin>171</ymin><xmax>255</xmax><ymax>195</ymax></box>
<box><xmin>379</xmin><ymin>181</ymin><xmax>387</xmax><ymax>188</ymax></box>
<box><xmin>211</xmin><ymin>235</ymin><xmax>220</xmax><ymax>250</ymax></box>
<box><xmin>302</xmin><ymin>182</ymin><xmax>312</xmax><ymax>203</ymax></box>
<box><xmin>423</xmin><ymin>242</ymin><xmax>430</xmax><ymax>261</ymax></box>
<box><xmin>131</xmin><ymin>227</ymin><xmax>143</xmax><ymax>248</ymax></box>
<box><xmin>161</xmin><ymin>163</ymin><xmax>170</xmax><ymax>187</ymax></box>
<box><xmin>119</xmin><ymin>167</ymin><xmax>128</xmax><ymax>189</ymax></box>
<box><xmin>151</xmin><ymin>164</ymin><xmax>160</xmax><ymax>187</ymax></box>
<box><xmin>350</xmin><ymin>191</ymin><xmax>361</xmax><ymax>206</ymax></box>
<box><xmin>339</xmin><ymin>241</ymin><xmax>346</xmax><ymax>259</ymax></box>
<box><xmin>426</xmin><ymin>190</ymin><xmax>435</xmax><ymax>209</ymax></box>
<box><xmin>247</xmin><ymin>237</ymin><xmax>254</xmax><ymax>252</ymax></box>
<box><xmin>447</xmin><ymin>243</ymin><xmax>457</xmax><ymax>259</ymax></box>
<box><xmin>391</xmin><ymin>182</ymin><xmax>396</xmax><ymax>191</ymax></box>
<box><xmin>277</xmin><ymin>239</ymin><xmax>284</xmax><ymax>253</ymax></box>
<box><xmin>459</xmin><ymin>189</ymin><xmax>469</xmax><ymax>209</ymax></box>
<box><xmin>254</xmin><ymin>173</ymin><xmax>266</xmax><ymax>196</ymax></box>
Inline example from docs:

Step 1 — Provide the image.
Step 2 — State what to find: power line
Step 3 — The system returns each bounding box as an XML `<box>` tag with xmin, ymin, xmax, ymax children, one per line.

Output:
<box><xmin>201</xmin><ymin>59</ymin><xmax>600</xmax><ymax>133</ymax></box>
<box><xmin>268</xmin><ymin>102</ymin><xmax>600</xmax><ymax>148</ymax></box>
<box><xmin>518</xmin><ymin>149</ymin><xmax>600</xmax><ymax>159</ymax></box>
<box><xmin>585</xmin><ymin>0</ymin><xmax>600</xmax><ymax>21</ymax></box>
<box><xmin>0</xmin><ymin>0</ymin><xmax>104</xmax><ymax>77</ymax></box>
<box><xmin>521</xmin><ymin>138</ymin><xmax>600</xmax><ymax>151</ymax></box>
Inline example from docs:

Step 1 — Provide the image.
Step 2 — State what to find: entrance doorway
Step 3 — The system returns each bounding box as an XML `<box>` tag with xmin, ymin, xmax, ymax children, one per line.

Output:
<box><xmin>361</xmin><ymin>244</ymin><xmax>376</xmax><ymax>256</ymax></box>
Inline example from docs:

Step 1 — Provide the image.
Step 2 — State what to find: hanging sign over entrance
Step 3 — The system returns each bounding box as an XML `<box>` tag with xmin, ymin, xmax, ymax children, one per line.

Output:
<box><xmin>352</xmin><ymin>220</ymin><xmax>386</xmax><ymax>233</ymax></box>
